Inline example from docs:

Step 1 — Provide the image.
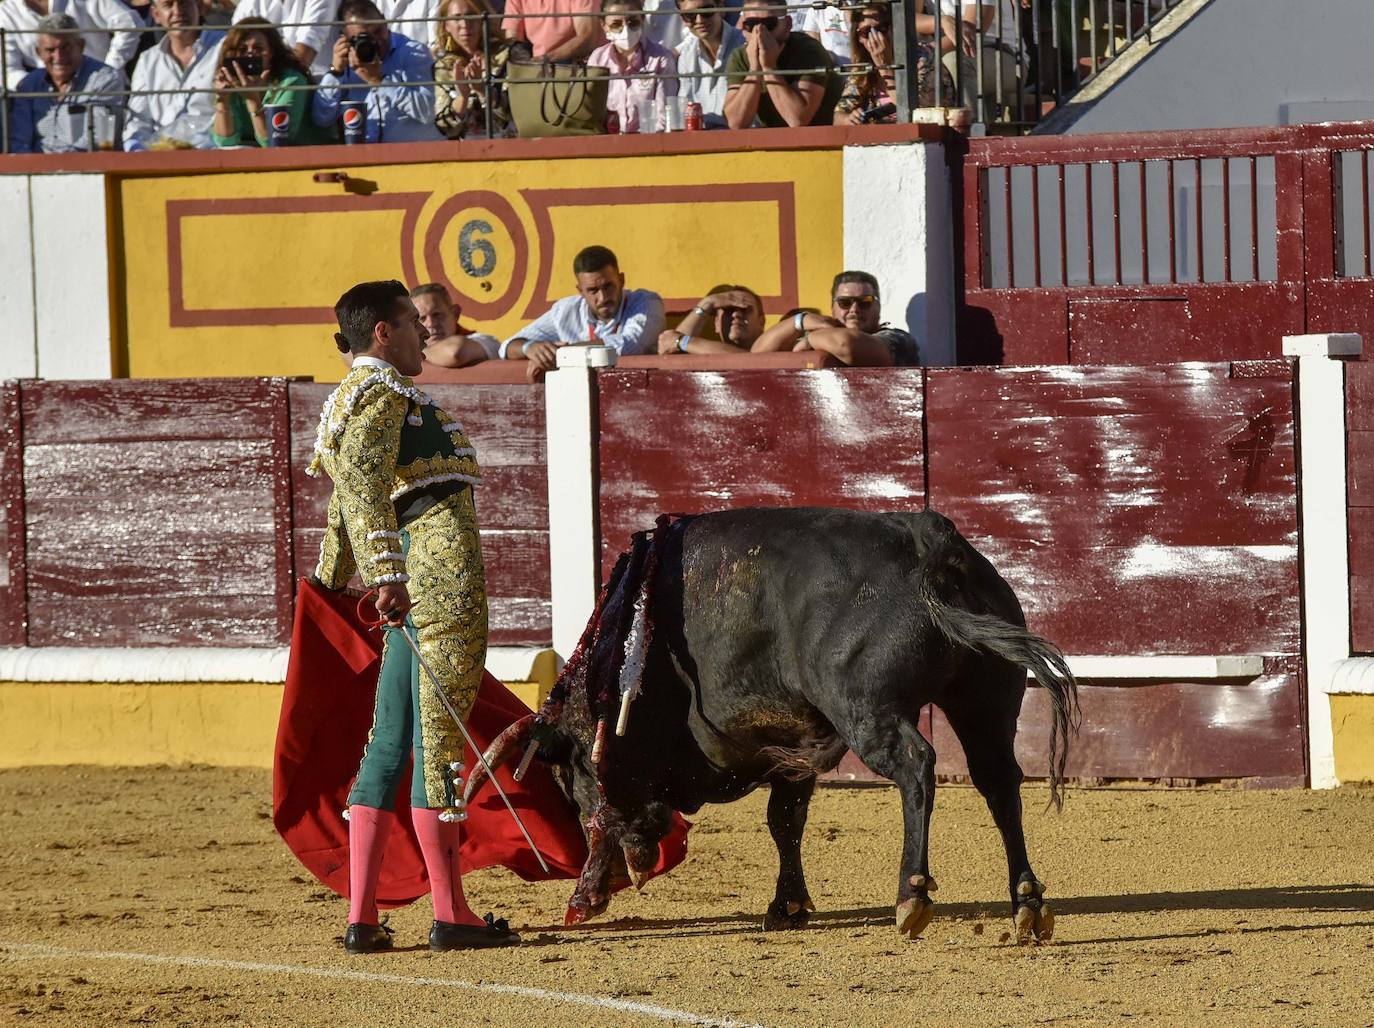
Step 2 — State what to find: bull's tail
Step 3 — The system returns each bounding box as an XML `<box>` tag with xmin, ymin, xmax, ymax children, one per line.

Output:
<box><xmin>916</xmin><ymin>536</ymin><xmax>1081</xmax><ymax>811</ymax></box>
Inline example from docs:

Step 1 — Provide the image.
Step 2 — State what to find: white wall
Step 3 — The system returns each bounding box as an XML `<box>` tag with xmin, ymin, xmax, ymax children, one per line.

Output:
<box><xmin>0</xmin><ymin>173</ymin><xmax>113</xmax><ymax>380</ymax></box>
<box><xmin>842</xmin><ymin>142</ymin><xmax>955</xmax><ymax>367</ymax></box>
<box><xmin>0</xmin><ymin>176</ymin><xmax>38</xmax><ymax>378</ymax></box>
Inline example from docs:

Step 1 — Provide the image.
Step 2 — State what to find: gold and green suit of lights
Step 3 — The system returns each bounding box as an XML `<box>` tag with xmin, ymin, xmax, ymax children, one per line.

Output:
<box><xmin>308</xmin><ymin>359</ymin><xmax>487</xmax><ymax>817</ymax></box>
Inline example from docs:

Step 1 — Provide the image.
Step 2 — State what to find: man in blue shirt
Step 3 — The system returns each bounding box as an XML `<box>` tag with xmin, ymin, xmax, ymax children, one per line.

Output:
<box><xmin>501</xmin><ymin>245</ymin><xmax>665</xmax><ymax>378</ymax></box>
<box><xmin>312</xmin><ymin>0</ymin><xmax>441</xmax><ymax>143</ymax></box>
<box><xmin>9</xmin><ymin>14</ymin><xmax>126</xmax><ymax>153</ymax></box>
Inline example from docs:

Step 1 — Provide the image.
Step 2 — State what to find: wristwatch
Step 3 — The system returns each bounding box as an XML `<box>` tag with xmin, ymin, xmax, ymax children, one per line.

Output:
<box><xmin>691</xmin><ymin>305</ymin><xmax>709</xmax><ymax>318</ymax></box>
<box><xmin>793</xmin><ymin>311</ymin><xmax>807</xmax><ymax>332</ymax></box>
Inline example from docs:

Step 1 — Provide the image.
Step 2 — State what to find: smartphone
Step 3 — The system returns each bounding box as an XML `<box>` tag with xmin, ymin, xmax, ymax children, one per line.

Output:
<box><xmin>225</xmin><ymin>55</ymin><xmax>264</xmax><ymax>77</ymax></box>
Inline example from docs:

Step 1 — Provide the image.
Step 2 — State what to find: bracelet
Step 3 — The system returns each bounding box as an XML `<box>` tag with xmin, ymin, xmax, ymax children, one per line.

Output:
<box><xmin>691</xmin><ymin>305</ymin><xmax>708</xmax><ymax>318</ymax></box>
<box><xmin>793</xmin><ymin>311</ymin><xmax>806</xmax><ymax>333</ymax></box>
<box><xmin>678</xmin><ymin>334</ymin><xmax>692</xmax><ymax>354</ymax></box>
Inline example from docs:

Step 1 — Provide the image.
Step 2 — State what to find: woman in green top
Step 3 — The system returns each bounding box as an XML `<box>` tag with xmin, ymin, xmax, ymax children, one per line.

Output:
<box><xmin>211</xmin><ymin>19</ymin><xmax>335</xmax><ymax>147</ymax></box>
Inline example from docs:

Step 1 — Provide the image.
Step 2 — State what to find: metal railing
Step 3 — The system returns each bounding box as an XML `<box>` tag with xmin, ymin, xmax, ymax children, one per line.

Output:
<box><xmin>0</xmin><ymin>0</ymin><xmax>1189</xmax><ymax>152</ymax></box>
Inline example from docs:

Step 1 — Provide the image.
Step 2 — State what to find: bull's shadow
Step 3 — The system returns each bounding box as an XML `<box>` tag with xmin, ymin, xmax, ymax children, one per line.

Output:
<box><xmin>519</xmin><ymin>883</ymin><xmax>1374</xmax><ymax>945</ymax></box>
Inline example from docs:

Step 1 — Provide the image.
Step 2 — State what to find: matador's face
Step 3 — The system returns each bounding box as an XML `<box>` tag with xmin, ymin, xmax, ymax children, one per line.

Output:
<box><xmin>382</xmin><ymin>298</ymin><xmax>428</xmax><ymax>376</ymax></box>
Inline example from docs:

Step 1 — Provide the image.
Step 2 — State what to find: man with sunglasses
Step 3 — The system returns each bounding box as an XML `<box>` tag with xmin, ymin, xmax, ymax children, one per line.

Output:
<box><xmin>675</xmin><ymin>0</ymin><xmax>744</xmax><ymax>129</ymax></box>
<box><xmin>723</xmin><ymin>0</ymin><xmax>841</xmax><ymax>128</ymax></box>
<box><xmin>752</xmin><ymin>270</ymin><xmax>920</xmax><ymax>366</ymax></box>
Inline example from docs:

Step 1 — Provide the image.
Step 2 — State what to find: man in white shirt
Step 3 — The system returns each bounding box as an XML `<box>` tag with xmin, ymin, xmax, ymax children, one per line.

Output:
<box><xmin>674</xmin><ymin>0</ymin><xmax>743</xmax><ymax>129</ymax></box>
<box><xmin>230</xmin><ymin>0</ymin><xmax>337</xmax><ymax>76</ymax></box>
<box><xmin>378</xmin><ymin>0</ymin><xmax>438</xmax><ymax>51</ymax></box>
<box><xmin>1</xmin><ymin>0</ymin><xmax>141</xmax><ymax>88</ymax></box>
<box><xmin>798</xmin><ymin>1</ymin><xmax>850</xmax><ymax>66</ymax></box>
<box><xmin>123</xmin><ymin>0</ymin><xmax>224</xmax><ymax>150</ymax></box>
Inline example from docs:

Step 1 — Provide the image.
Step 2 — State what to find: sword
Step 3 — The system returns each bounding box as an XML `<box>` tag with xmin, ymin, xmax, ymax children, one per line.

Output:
<box><xmin>368</xmin><ymin>599</ymin><xmax>551</xmax><ymax>875</ymax></box>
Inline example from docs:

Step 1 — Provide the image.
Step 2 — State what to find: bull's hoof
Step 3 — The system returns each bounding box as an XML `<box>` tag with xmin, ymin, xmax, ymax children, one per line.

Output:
<box><xmin>763</xmin><ymin>896</ymin><xmax>815</xmax><ymax>931</ymax></box>
<box><xmin>895</xmin><ymin>896</ymin><xmax>935</xmax><ymax>940</ymax></box>
<box><xmin>564</xmin><ymin>896</ymin><xmax>611</xmax><ymax>927</ymax></box>
<box><xmin>1013</xmin><ymin>874</ymin><xmax>1053</xmax><ymax>945</ymax></box>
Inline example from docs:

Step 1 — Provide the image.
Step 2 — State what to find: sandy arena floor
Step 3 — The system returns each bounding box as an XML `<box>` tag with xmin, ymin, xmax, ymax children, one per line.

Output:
<box><xmin>1</xmin><ymin>767</ymin><xmax>1371</xmax><ymax>1026</ymax></box>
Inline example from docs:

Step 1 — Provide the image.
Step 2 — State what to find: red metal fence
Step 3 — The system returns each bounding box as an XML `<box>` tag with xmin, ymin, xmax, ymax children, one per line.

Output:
<box><xmin>960</xmin><ymin>123</ymin><xmax>1374</xmax><ymax>365</ymax></box>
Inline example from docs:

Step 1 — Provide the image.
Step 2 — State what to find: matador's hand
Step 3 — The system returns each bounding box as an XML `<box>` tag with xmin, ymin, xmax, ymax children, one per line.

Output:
<box><xmin>375</xmin><ymin>582</ymin><xmax>413</xmax><ymax>622</ymax></box>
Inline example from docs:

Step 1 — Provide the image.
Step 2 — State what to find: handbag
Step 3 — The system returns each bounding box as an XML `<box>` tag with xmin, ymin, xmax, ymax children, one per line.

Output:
<box><xmin>506</xmin><ymin>58</ymin><xmax>609</xmax><ymax>137</ymax></box>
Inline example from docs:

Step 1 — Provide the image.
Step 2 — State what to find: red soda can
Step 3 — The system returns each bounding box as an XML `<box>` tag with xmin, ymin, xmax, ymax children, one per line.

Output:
<box><xmin>684</xmin><ymin>102</ymin><xmax>703</xmax><ymax>131</ymax></box>
<box><xmin>606</xmin><ymin>110</ymin><xmax>620</xmax><ymax>134</ymax></box>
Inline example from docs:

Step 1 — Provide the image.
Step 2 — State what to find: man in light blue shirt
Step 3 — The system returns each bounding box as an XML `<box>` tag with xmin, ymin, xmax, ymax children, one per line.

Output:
<box><xmin>674</xmin><ymin>0</ymin><xmax>745</xmax><ymax>130</ymax></box>
<box><xmin>501</xmin><ymin>245</ymin><xmax>665</xmax><ymax>377</ymax></box>
<box><xmin>312</xmin><ymin>0</ymin><xmax>441</xmax><ymax>144</ymax></box>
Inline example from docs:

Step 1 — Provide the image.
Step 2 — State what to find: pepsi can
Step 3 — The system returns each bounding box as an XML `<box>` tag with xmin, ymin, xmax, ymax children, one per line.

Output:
<box><xmin>341</xmin><ymin>99</ymin><xmax>367</xmax><ymax>144</ymax></box>
<box><xmin>263</xmin><ymin>102</ymin><xmax>291</xmax><ymax>146</ymax></box>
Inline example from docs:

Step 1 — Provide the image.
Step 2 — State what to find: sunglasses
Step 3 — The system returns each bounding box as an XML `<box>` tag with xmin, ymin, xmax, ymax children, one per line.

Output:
<box><xmin>740</xmin><ymin>15</ymin><xmax>780</xmax><ymax>31</ymax></box>
<box><xmin>680</xmin><ymin>9</ymin><xmax>715</xmax><ymax>22</ymax></box>
<box><xmin>834</xmin><ymin>295</ymin><xmax>877</xmax><ymax>310</ymax></box>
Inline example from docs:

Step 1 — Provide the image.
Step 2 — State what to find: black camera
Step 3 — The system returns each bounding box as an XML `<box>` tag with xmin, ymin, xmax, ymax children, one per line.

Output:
<box><xmin>349</xmin><ymin>33</ymin><xmax>380</xmax><ymax>63</ymax></box>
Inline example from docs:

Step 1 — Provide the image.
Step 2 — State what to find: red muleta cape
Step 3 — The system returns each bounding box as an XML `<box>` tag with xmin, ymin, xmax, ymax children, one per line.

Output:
<box><xmin>273</xmin><ymin>580</ymin><xmax>687</xmax><ymax>907</ymax></box>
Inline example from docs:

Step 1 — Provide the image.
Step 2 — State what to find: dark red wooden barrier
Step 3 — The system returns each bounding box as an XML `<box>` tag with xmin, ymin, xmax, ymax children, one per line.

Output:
<box><xmin>288</xmin><ymin>381</ymin><xmax>552</xmax><ymax>647</ymax></box>
<box><xmin>961</xmin><ymin>123</ymin><xmax>1374</xmax><ymax>367</ymax></box>
<box><xmin>926</xmin><ymin>363</ymin><xmax>1304</xmax><ymax>782</ymax></box>
<box><xmin>596</xmin><ymin>368</ymin><xmax>927</xmax><ymax>578</ymax></box>
<box><xmin>1348</xmin><ymin>358</ymin><xmax>1374</xmax><ymax>655</ymax></box>
<box><xmin>0</xmin><ymin>381</ymin><xmax>25</xmax><ymax>647</ymax></box>
<box><xmin>21</xmin><ymin>378</ymin><xmax>295</xmax><ymax>647</ymax></box>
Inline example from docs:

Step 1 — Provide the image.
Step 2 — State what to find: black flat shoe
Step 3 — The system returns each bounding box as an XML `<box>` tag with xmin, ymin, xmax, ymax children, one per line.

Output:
<box><xmin>343</xmin><ymin>921</ymin><xmax>394</xmax><ymax>954</ymax></box>
<box><xmin>429</xmin><ymin>913</ymin><xmax>520</xmax><ymax>951</ymax></box>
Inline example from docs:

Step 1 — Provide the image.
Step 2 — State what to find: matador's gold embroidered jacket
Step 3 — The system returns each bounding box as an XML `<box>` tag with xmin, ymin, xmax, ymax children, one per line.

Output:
<box><xmin>307</xmin><ymin>357</ymin><xmax>482</xmax><ymax>588</ymax></box>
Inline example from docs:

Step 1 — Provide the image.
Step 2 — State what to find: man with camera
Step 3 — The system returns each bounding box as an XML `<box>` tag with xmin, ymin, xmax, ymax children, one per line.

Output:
<box><xmin>312</xmin><ymin>0</ymin><xmax>441</xmax><ymax>143</ymax></box>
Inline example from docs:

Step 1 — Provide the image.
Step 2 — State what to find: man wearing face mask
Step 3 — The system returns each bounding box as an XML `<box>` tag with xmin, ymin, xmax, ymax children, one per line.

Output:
<box><xmin>723</xmin><ymin>0</ymin><xmax>841</xmax><ymax>129</ymax></box>
<box><xmin>751</xmin><ymin>270</ymin><xmax>920</xmax><ymax>366</ymax></box>
<box><xmin>587</xmin><ymin>0</ymin><xmax>677</xmax><ymax>134</ymax></box>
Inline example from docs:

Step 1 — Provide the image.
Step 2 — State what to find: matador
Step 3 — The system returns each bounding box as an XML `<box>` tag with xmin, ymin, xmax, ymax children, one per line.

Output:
<box><xmin>308</xmin><ymin>279</ymin><xmax>519</xmax><ymax>954</ymax></box>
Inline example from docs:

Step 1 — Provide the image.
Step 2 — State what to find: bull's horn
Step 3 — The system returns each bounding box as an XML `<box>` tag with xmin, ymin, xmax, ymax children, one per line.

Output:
<box><xmin>461</xmin><ymin>714</ymin><xmax>533</xmax><ymax>805</ymax></box>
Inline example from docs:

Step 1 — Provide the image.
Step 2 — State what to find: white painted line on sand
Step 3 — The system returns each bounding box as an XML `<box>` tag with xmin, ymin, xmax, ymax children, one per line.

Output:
<box><xmin>0</xmin><ymin>941</ymin><xmax>762</xmax><ymax>1028</ymax></box>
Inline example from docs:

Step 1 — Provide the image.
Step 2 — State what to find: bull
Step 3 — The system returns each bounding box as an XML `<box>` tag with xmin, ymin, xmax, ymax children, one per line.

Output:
<box><xmin>467</xmin><ymin>507</ymin><xmax>1080</xmax><ymax>943</ymax></box>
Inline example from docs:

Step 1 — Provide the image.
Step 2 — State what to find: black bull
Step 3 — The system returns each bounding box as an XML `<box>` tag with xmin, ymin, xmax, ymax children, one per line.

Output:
<box><xmin>468</xmin><ymin>507</ymin><xmax>1080</xmax><ymax>943</ymax></box>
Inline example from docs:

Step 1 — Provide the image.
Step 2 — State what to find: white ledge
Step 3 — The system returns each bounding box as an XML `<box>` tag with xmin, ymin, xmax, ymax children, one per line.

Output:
<box><xmin>1038</xmin><ymin>655</ymin><xmax>1267</xmax><ymax>680</ymax></box>
<box><xmin>1327</xmin><ymin>658</ymin><xmax>1374</xmax><ymax>695</ymax></box>
<box><xmin>1281</xmin><ymin>333</ymin><xmax>1363</xmax><ymax>357</ymax></box>
<box><xmin>0</xmin><ymin>646</ymin><xmax>555</xmax><ymax>684</ymax></box>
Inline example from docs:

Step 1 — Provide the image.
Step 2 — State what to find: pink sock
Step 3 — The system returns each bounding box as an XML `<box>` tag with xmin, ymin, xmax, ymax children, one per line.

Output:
<box><xmin>412</xmin><ymin>808</ymin><xmax>478</xmax><ymax>925</ymax></box>
<box><xmin>347</xmin><ymin>805</ymin><xmax>396</xmax><ymax>926</ymax></box>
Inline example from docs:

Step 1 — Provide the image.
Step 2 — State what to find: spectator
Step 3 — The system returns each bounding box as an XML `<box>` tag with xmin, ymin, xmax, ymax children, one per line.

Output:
<box><xmin>379</xmin><ymin>0</ymin><xmax>439</xmax><ymax>51</ymax></box>
<box><xmin>501</xmin><ymin>0</ymin><xmax>601</xmax><ymax>61</ymax></box>
<box><xmin>124</xmin><ymin>0</ymin><xmax>225</xmax><ymax>151</ymax></box>
<box><xmin>8</xmin><ymin>14</ymin><xmax>126</xmax><ymax>153</ymax></box>
<box><xmin>1</xmin><ymin>0</ymin><xmax>140</xmax><ymax>90</ymax></box>
<box><xmin>501</xmin><ymin>244</ymin><xmax>664</xmax><ymax>378</ymax></box>
<box><xmin>588</xmin><ymin>0</ymin><xmax>677</xmax><ymax>134</ymax></box>
<box><xmin>797</xmin><ymin>0</ymin><xmax>849</xmax><ymax>66</ymax></box>
<box><xmin>835</xmin><ymin>2</ymin><xmax>947</xmax><ymax>124</ymax></box>
<box><xmin>723</xmin><ymin>0</ymin><xmax>841</xmax><ymax>129</ymax></box>
<box><xmin>212</xmin><ymin>18</ymin><xmax>334</xmax><ymax>147</ymax></box>
<box><xmin>674</xmin><ymin>0</ymin><xmax>743</xmax><ymax>130</ymax></box>
<box><xmin>410</xmin><ymin>282</ymin><xmax>502</xmax><ymax>366</ymax></box>
<box><xmin>312</xmin><ymin>0</ymin><xmax>441</xmax><ymax>143</ymax></box>
<box><xmin>657</xmin><ymin>285</ymin><xmax>764</xmax><ymax>355</ymax></box>
<box><xmin>924</xmin><ymin>0</ymin><xmax>1024</xmax><ymax>116</ymax></box>
<box><xmin>230</xmin><ymin>0</ymin><xmax>335</xmax><ymax>72</ymax></box>
<box><xmin>433</xmin><ymin>0</ymin><xmax>514</xmax><ymax>139</ymax></box>
<box><xmin>752</xmin><ymin>270</ymin><xmax>919</xmax><ymax>366</ymax></box>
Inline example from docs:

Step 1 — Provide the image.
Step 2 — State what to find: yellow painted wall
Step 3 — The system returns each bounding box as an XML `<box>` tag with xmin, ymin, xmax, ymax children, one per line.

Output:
<box><xmin>0</xmin><ymin>680</ymin><xmax>550</xmax><ymax>769</ymax></box>
<box><xmin>1331</xmin><ymin>694</ymin><xmax>1374</xmax><ymax>783</ymax></box>
<box><xmin>117</xmin><ymin>151</ymin><xmax>844</xmax><ymax>382</ymax></box>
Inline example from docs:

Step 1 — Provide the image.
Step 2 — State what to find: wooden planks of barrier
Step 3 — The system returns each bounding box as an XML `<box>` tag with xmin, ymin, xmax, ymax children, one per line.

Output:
<box><xmin>287</xmin><ymin>380</ymin><xmax>552</xmax><ymax>647</ymax></box>
<box><xmin>1347</xmin><ymin>358</ymin><xmax>1374</xmax><ymax>654</ymax></box>
<box><xmin>21</xmin><ymin>379</ymin><xmax>293</xmax><ymax>647</ymax></box>
<box><xmin>0</xmin><ymin>381</ymin><xmax>25</xmax><ymax>647</ymax></box>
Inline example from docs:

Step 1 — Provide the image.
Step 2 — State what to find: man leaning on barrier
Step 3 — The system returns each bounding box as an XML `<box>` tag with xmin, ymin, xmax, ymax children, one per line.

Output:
<box><xmin>751</xmin><ymin>270</ymin><xmax>920</xmax><ymax>366</ymax></box>
<box><xmin>9</xmin><ymin>13</ymin><xmax>127</xmax><ymax>153</ymax></box>
<box><xmin>1</xmin><ymin>0</ymin><xmax>140</xmax><ymax>90</ymax></box>
<box><xmin>501</xmin><ymin>244</ymin><xmax>665</xmax><ymax>380</ymax></box>
<box><xmin>312</xmin><ymin>0</ymin><xmax>441</xmax><ymax>142</ymax></box>
<box><xmin>124</xmin><ymin>0</ymin><xmax>225</xmax><ymax>150</ymax></box>
<box><xmin>723</xmin><ymin>0</ymin><xmax>841</xmax><ymax>129</ymax></box>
